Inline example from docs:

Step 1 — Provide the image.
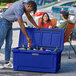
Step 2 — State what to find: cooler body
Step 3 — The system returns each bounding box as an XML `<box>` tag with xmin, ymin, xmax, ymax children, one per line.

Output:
<box><xmin>12</xmin><ymin>28</ymin><xmax>65</xmax><ymax>73</ymax></box>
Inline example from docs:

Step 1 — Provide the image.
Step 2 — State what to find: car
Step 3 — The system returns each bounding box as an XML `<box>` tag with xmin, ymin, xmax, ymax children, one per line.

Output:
<box><xmin>68</xmin><ymin>4</ymin><xmax>76</xmax><ymax>23</ymax></box>
<box><xmin>23</xmin><ymin>0</ymin><xmax>76</xmax><ymax>27</ymax></box>
<box><xmin>68</xmin><ymin>4</ymin><xmax>76</xmax><ymax>15</ymax></box>
<box><xmin>22</xmin><ymin>0</ymin><xmax>57</xmax><ymax>27</ymax></box>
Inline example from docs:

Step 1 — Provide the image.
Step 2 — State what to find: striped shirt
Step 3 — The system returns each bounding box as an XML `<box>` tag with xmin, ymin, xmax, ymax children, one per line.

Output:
<box><xmin>2</xmin><ymin>1</ymin><xmax>25</xmax><ymax>22</ymax></box>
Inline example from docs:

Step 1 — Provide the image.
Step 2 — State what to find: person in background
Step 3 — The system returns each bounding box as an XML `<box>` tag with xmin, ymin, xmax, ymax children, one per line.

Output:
<box><xmin>0</xmin><ymin>1</ymin><xmax>40</xmax><ymax>68</ymax></box>
<box><xmin>56</xmin><ymin>10</ymin><xmax>72</xmax><ymax>29</ymax></box>
<box><xmin>39</xmin><ymin>13</ymin><xmax>53</xmax><ymax>51</ymax></box>
<box><xmin>39</xmin><ymin>13</ymin><xmax>53</xmax><ymax>29</ymax></box>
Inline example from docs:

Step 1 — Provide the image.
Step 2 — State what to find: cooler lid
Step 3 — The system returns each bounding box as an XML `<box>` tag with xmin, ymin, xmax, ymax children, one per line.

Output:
<box><xmin>18</xmin><ymin>28</ymin><xmax>65</xmax><ymax>50</ymax></box>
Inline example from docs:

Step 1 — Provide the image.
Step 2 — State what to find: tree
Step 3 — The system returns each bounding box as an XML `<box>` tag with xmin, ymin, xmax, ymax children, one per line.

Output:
<box><xmin>0</xmin><ymin>0</ymin><xmax>19</xmax><ymax>4</ymax></box>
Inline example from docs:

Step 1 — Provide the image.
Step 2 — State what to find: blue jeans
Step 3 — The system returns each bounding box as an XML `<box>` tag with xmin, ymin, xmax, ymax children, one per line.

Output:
<box><xmin>0</xmin><ymin>17</ymin><xmax>12</xmax><ymax>62</ymax></box>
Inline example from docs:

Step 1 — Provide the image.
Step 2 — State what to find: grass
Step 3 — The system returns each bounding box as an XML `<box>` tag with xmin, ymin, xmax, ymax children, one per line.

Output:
<box><xmin>0</xmin><ymin>3</ymin><xmax>7</xmax><ymax>6</ymax></box>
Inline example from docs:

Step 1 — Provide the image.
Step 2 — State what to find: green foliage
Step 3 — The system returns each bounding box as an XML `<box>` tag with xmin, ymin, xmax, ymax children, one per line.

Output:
<box><xmin>0</xmin><ymin>0</ymin><xmax>19</xmax><ymax>6</ymax></box>
<box><xmin>70</xmin><ymin>1</ymin><xmax>76</xmax><ymax>7</ymax></box>
<box><xmin>72</xmin><ymin>1</ymin><xmax>76</xmax><ymax>5</ymax></box>
<box><xmin>0</xmin><ymin>3</ymin><xmax>7</xmax><ymax>6</ymax></box>
<box><xmin>0</xmin><ymin>0</ymin><xmax>19</xmax><ymax>4</ymax></box>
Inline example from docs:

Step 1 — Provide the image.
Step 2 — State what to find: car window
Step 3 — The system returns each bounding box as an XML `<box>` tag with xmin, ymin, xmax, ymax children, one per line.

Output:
<box><xmin>44</xmin><ymin>0</ymin><xmax>57</xmax><ymax>5</ymax></box>
<box><xmin>34</xmin><ymin>0</ymin><xmax>57</xmax><ymax>6</ymax></box>
<box><xmin>34</xmin><ymin>0</ymin><xmax>43</xmax><ymax>6</ymax></box>
<box><xmin>24</xmin><ymin>0</ymin><xmax>57</xmax><ymax>6</ymax></box>
<box><xmin>60</xmin><ymin>2</ymin><xmax>74</xmax><ymax>6</ymax></box>
<box><xmin>24</xmin><ymin>0</ymin><xmax>43</xmax><ymax>6</ymax></box>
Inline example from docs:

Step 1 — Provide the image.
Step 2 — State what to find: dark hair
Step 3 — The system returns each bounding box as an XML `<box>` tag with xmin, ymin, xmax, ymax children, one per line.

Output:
<box><xmin>42</xmin><ymin>13</ymin><xmax>51</xmax><ymax>25</ymax></box>
<box><xmin>27</xmin><ymin>1</ymin><xmax>37</xmax><ymax>14</ymax></box>
<box><xmin>60</xmin><ymin>10</ymin><xmax>69</xmax><ymax>19</ymax></box>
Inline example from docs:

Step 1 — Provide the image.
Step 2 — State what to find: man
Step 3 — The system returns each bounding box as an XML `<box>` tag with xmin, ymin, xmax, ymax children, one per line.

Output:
<box><xmin>0</xmin><ymin>1</ymin><xmax>40</xmax><ymax>68</ymax></box>
<box><xmin>56</xmin><ymin>10</ymin><xmax>72</xmax><ymax>29</ymax></box>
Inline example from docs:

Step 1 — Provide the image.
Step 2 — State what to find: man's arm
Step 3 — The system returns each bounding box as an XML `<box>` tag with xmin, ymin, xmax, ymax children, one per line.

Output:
<box><xmin>17</xmin><ymin>18</ymin><xmax>32</xmax><ymax>43</ymax></box>
<box><xmin>25</xmin><ymin>12</ymin><xmax>40</xmax><ymax>29</ymax></box>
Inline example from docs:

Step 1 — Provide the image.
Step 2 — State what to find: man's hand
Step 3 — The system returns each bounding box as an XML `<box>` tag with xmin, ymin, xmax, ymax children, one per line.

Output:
<box><xmin>36</xmin><ymin>26</ymin><xmax>41</xmax><ymax>30</ymax></box>
<box><xmin>27</xmin><ymin>37</ymin><xmax>32</xmax><ymax>43</ymax></box>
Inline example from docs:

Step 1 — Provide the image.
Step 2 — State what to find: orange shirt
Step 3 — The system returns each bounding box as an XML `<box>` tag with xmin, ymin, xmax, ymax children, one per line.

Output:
<box><xmin>39</xmin><ymin>21</ymin><xmax>52</xmax><ymax>28</ymax></box>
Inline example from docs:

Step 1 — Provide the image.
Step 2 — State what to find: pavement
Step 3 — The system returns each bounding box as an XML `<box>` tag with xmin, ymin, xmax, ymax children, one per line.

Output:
<box><xmin>0</xmin><ymin>22</ymin><xmax>76</xmax><ymax>76</ymax></box>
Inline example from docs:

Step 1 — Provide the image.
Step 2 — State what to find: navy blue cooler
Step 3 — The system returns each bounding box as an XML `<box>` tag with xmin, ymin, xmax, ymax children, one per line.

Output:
<box><xmin>12</xmin><ymin>28</ymin><xmax>65</xmax><ymax>73</ymax></box>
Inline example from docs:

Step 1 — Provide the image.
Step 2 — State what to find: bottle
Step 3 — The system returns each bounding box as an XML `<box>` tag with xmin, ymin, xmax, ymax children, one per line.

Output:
<box><xmin>40</xmin><ymin>47</ymin><xmax>43</xmax><ymax>51</ymax></box>
<box><xmin>28</xmin><ymin>43</ymin><xmax>31</xmax><ymax>47</ymax></box>
<box><xmin>33</xmin><ymin>46</ymin><xmax>38</xmax><ymax>51</ymax></box>
<box><xmin>46</xmin><ymin>49</ymin><xmax>48</xmax><ymax>51</ymax></box>
<box><xmin>46</xmin><ymin>49</ymin><xmax>50</xmax><ymax>51</ymax></box>
<box><xmin>22</xmin><ymin>44</ymin><xmax>26</xmax><ymax>50</ymax></box>
<box><xmin>27</xmin><ymin>43</ymin><xmax>31</xmax><ymax>50</ymax></box>
<box><xmin>33</xmin><ymin>48</ymin><xmax>37</xmax><ymax>50</ymax></box>
<box><xmin>54</xmin><ymin>47</ymin><xmax>58</xmax><ymax>52</ymax></box>
<box><xmin>36</xmin><ymin>46</ymin><xmax>39</xmax><ymax>50</ymax></box>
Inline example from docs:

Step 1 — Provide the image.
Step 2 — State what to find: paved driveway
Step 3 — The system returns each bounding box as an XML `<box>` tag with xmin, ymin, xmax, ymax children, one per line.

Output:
<box><xmin>0</xmin><ymin>22</ymin><xmax>76</xmax><ymax>76</ymax></box>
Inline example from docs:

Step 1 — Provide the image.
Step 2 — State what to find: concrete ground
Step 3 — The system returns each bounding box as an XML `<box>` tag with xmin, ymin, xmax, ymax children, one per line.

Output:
<box><xmin>0</xmin><ymin>22</ymin><xmax>76</xmax><ymax>76</ymax></box>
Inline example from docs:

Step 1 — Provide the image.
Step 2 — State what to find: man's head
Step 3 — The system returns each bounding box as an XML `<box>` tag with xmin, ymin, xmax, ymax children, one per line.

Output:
<box><xmin>60</xmin><ymin>10</ymin><xmax>69</xmax><ymax>20</ymax></box>
<box><xmin>24</xmin><ymin>1</ymin><xmax>37</xmax><ymax>14</ymax></box>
